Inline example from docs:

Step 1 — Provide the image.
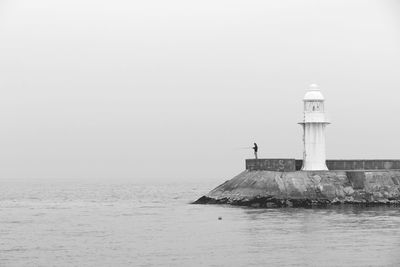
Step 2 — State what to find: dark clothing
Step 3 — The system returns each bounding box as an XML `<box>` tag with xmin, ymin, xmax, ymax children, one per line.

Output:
<box><xmin>253</xmin><ymin>144</ymin><xmax>258</xmax><ymax>152</ymax></box>
<box><xmin>253</xmin><ymin>143</ymin><xmax>258</xmax><ymax>159</ymax></box>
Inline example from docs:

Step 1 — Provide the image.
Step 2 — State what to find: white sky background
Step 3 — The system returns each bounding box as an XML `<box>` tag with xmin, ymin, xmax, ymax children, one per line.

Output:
<box><xmin>0</xmin><ymin>0</ymin><xmax>399</xmax><ymax>183</ymax></box>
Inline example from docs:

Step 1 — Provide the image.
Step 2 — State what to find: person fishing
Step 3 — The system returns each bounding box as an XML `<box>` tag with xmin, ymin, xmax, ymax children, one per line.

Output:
<box><xmin>253</xmin><ymin>143</ymin><xmax>258</xmax><ymax>159</ymax></box>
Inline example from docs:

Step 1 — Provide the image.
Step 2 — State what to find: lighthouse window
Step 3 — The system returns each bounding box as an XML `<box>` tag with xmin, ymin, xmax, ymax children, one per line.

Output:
<box><xmin>307</xmin><ymin>102</ymin><xmax>313</xmax><ymax>111</ymax></box>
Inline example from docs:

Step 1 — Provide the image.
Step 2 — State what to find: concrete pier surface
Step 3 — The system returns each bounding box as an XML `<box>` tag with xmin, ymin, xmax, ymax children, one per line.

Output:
<box><xmin>193</xmin><ymin>169</ymin><xmax>400</xmax><ymax>207</ymax></box>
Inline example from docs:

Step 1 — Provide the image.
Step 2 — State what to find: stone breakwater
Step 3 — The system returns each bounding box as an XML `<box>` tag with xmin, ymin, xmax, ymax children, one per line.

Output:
<box><xmin>193</xmin><ymin>170</ymin><xmax>400</xmax><ymax>207</ymax></box>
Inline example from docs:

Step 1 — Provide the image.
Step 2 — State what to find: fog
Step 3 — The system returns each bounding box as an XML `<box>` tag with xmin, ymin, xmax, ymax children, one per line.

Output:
<box><xmin>0</xmin><ymin>0</ymin><xmax>399</xmax><ymax>183</ymax></box>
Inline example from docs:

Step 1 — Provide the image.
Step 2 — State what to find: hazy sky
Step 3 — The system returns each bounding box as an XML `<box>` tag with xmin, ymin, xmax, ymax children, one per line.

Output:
<box><xmin>0</xmin><ymin>0</ymin><xmax>399</xmax><ymax>182</ymax></box>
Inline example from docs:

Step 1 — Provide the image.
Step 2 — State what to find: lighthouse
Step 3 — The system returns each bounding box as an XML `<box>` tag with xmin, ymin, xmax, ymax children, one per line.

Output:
<box><xmin>299</xmin><ymin>84</ymin><xmax>329</xmax><ymax>170</ymax></box>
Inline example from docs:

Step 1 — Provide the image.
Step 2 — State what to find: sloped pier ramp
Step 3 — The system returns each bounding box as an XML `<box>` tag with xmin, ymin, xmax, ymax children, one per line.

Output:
<box><xmin>193</xmin><ymin>159</ymin><xmax>400</xmax><ymax>207</ymax></box>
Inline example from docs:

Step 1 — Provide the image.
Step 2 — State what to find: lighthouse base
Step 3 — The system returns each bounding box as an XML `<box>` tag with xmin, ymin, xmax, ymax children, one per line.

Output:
<box><xmin>302</xmin><ymin>123</ymin><xmax>329</xmax><ymax>171</ymax></box>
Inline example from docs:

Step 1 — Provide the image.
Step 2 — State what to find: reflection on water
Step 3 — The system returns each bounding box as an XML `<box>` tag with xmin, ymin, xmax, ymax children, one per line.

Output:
<box><xmin>1</xmin><ymin>182</ymin><xmax>400</xmax><ymax>266</ymax></box>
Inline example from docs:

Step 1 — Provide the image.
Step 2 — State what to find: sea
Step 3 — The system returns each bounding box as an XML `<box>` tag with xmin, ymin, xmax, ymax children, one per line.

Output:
<box><xmin>1</xmin><ymin>180</ymin><xmax>400</xmax><ymax>267</ymax></box>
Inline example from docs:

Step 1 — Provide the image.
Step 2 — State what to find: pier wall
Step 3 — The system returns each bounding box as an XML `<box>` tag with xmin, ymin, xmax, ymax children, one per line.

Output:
<box><xmin>245</xmin><ymin>159</ymin><xmax>296</xmax><ymax>171</ymax></box>
<box><xmin>246</xmin><ymin>159</ymin><xmax>400</xmax><ymax>171</ymax></box>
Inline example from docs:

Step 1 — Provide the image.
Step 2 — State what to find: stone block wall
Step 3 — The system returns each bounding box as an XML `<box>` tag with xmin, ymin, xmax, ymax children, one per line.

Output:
<box><xmin>247</xmin><ymin>159</ymin><xmax>400</xmax><ymax>171</ymax></box>
<box><xmin>245</xmin><ymin>159</ymin><xmax>296</xmax><ymax>171</ymax></box>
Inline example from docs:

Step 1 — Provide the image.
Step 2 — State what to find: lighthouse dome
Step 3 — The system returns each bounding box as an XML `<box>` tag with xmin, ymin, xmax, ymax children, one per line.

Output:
<box><xmin>303</xmin><ymin>84</ymin><xmax>325</xmax><ymax>101</ymax></box>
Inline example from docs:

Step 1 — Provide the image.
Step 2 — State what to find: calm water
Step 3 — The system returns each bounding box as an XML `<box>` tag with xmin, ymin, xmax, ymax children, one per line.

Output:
<box><xmin>1</xmin><ymin>181</ymin><xmax>400</xmax><ymax>267</ymax></box>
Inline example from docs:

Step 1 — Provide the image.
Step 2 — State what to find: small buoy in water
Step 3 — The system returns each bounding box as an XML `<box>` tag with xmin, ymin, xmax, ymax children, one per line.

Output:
<box><xmin>218</xmin><ymin>217</ymin><xmax>222</xmax><ymax>220</ymax></box>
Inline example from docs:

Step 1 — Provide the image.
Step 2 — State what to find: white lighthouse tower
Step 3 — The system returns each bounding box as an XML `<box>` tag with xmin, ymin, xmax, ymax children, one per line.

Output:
<box><xmin>299</xmin><ymin>84</ymin><xmax>329</xmax><ymax>171</ymax></box>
